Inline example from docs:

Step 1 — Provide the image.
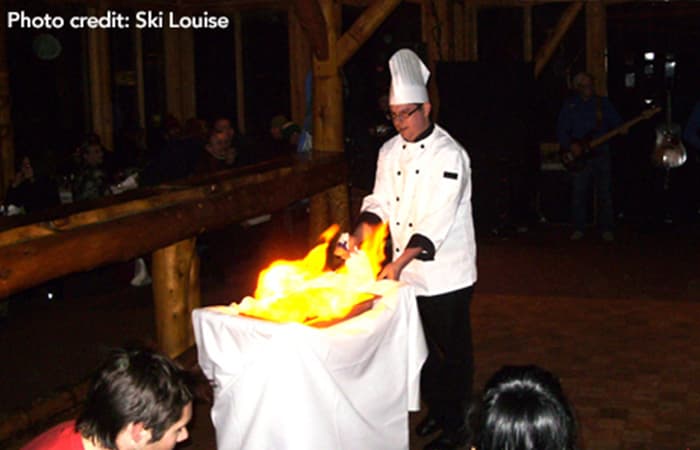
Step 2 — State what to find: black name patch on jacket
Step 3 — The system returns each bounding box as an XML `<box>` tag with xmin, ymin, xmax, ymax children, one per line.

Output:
<box><xmin>443</xmin><ymin>171</ymin><xmax>458</xmax><ymax>180</ymax></box>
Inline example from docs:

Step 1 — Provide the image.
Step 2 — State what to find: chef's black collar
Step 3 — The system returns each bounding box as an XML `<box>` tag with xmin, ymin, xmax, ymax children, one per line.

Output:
<box><xmin>407</xmin><ymin>122</ymin><xmax>434</xmax><ymax>143</ymax></box>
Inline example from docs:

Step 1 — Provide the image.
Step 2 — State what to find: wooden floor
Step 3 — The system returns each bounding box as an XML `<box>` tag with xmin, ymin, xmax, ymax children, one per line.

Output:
<box><xmin>2</xmin><ymin>213</ymin><xmax>700</xmax><ymax>450</ymax></box>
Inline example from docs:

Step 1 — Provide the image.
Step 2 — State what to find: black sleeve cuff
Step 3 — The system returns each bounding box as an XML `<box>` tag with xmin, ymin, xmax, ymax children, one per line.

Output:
<box><xmin>406</xmin><ymin>233</ymin><xmax>435</xmax><ymax>261</ymax></box>
<box><xmin>354</xmin><ymin>211</ymin><xmax>382</xmax><ymax>229</ymax></box>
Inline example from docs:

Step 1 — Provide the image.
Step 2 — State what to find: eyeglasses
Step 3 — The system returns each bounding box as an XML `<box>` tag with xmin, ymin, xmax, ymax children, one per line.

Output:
<box><xmin>386</xmin><ymin>105</ymin><xmax>422</xmax><ymax>122</ymax></box>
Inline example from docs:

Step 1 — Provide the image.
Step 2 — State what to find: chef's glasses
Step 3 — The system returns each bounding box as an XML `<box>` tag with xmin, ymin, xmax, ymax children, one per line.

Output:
<box><xmin>386</xmin><ymin>105</ymin><xmax>422</xmax><ymax>122</ymax></box>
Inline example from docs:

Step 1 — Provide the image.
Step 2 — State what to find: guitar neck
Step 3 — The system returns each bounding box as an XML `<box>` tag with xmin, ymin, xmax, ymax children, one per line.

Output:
<box><xmin>589</xmin><ymin>108</ymin><xmax>660</xmax><ymax>149</ymax></box>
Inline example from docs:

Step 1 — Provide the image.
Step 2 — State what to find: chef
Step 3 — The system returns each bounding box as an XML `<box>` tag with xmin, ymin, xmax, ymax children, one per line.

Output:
<box><xmin>344</xmin><ymin>49</ymin><xmax>477</xmax><ymax>450</ymax></box>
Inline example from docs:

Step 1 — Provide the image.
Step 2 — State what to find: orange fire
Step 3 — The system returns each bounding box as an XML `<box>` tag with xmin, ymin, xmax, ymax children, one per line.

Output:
<box><xmin>234</xmin><ymin>223</ymin><xmax>388</xmax><ymax>326</ymax></box>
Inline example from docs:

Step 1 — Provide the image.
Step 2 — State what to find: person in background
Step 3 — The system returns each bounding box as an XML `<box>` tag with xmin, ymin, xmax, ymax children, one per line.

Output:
<box><xmin>683</xmin><ymin>100</ymin><xmax>700</xmax><ymax>218</ymax></box>
<box><xmin>195</xmin><ymin>128</ymin><xmax>236</xmax><ymax>174</ymax></box>
<box><xmin>5</xmin><ymin>155</ymin><xmax>60</xmax><ymax>214</ymax></box>
<box><xmin>212</xmin><ymin>116</ymin><xmax>235</xmax><ymax>145</ymax></box>
<box><xmin>557</xmin><ymin>72</ymin><xmax>623</xmax><ymax>242</ymax></box>
<box><xmin>140</xmin><ymin>118</ymin><xmax>206</xmax><ymax>186</ymax></box>
<box><xmin>73</xmin><ymin>140</ymin><xmax>108</xmax><ymax>202</ymax></box>
<box><xmin>270</xmin><ymin>114</ymin><xmax>301</xmax><ymax>146</ymax></box>
<box><xmin>212</xmin><ymin>116</ymin><xmax>255</xmax><ymax>166</ymax></box>
<box><xmin>269</xmin><ymin>115</ymin><xmax>304</xmax><ymax>157</ymax></box>
<box><xmin>22</xmin><ymin>347</ymin><xmax>193</xmax><ymax>450</ymax></box>
<box><xmin>469</xmin><ymin>365</ymin><xmax>577</xmax><ymax>450</ymax></box>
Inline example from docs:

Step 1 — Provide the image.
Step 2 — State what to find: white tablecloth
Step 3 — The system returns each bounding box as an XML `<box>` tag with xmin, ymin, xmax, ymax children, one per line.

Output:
<box><xmin>192</xmin><ymin>280</ymin><xmax>428</xmax><ymax>450</ymax></box>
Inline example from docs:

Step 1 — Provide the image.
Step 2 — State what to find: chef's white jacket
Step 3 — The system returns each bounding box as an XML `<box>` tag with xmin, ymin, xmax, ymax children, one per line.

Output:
<box><xmin>360</xmin><ymin>124</ymin><xmax>477</xmax><ymax>297</ymax></box>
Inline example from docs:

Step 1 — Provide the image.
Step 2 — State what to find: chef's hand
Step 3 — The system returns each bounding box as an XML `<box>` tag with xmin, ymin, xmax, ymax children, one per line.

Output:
<box><xmin>378</xmin><ymin>261</ymin><xmax>403</xmax><ymax>280</ymax></box>
<box><xmin>378</xmin><ymin>247</ymin><xmax>422</xmax><ymax>281</ymax></box>
<box><xmin>334</xmin><ymin>234</ymin><xmax>360</xmax><ymax>260</ymax></box>
<box><xmin>334</xmin><ymin>223</ymin><xmax>373</xmax><ymax>260</ymax></box>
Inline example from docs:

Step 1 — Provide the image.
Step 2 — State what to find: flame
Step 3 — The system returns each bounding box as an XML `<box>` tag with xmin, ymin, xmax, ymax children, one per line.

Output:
<box><xmin>235</xmin><ymin>223</ymin><xmax>389</xmax><ymax>325</ymax></box>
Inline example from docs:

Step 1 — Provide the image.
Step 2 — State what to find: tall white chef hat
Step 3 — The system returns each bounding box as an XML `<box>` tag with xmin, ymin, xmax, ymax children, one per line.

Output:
<box><xmin>388</xmin><ymin>49</ymin><xmax>430</xmax><ymax>105</ymax></box>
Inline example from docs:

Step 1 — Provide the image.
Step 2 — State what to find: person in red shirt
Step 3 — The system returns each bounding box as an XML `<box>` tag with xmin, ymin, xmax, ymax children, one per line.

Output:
<box><xmin>22</xmin><ymin>348</ymin><xmax>193</xmax><ymax>450</ymax></box>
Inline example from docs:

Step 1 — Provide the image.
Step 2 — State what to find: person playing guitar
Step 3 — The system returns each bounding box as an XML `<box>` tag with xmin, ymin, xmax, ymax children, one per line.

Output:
<box><xmin>557</xmin><ymin>72</ymin><xmax>624</xmax><ymax>242</ymax></box>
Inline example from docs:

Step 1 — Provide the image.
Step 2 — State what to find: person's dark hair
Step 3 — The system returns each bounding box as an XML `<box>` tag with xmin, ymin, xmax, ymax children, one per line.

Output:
<box><xmin>471</xmin><ymin>365</ymin><xmax>577</xmax><ymax>450</ymax></box>
<box><xmin>76</xmin><ymin>347</ymin><xmax>193</xmax><ymax>449</ymax></box>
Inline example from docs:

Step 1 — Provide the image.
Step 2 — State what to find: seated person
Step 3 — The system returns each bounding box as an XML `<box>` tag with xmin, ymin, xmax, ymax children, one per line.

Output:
<box><xmin>22</xmin><ymin>347</ymin><xmax>193</xmax><ymax>450</ymax></box>
<box><xmin>140</xmin><ymin>118</ymin><xmax>206</xmax><ymax>186</ymax></box>
<box><xmin>4</xmin><ymin>155</ymin><xmax>60</xmax><ymax>214</ymax></box>
<box><xmin>268</xmin><ymin>115</ymin><xmax>300</xmax><ymax>157</ymax></box>
<box><xmin>195</xmin><ymin>128</ymin><xmax>236</xmax><ymax>174</ymax></box>
<box><xmin>72</xmin><ymin>141</ymin><xmax>108</xmax><ymax>202</ymax></box>
<box><xmin>212</xmin><ymin>116</ymin><xmax>254</xmax><ymax>166</ymax></box>
<box><xmin>470</xmin><ymin>365</ymin><xmax>577</xmax><ymax>450</ymax></box>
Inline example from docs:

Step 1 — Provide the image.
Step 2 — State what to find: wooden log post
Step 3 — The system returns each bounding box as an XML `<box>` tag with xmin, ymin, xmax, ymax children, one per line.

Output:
<box><xmin>586</xmin><ymin>0</ymin><xmax>607</xmax><ymax>96</ymax></box>
<box><xmin>453</xmin><ymin>1</ymin><xmax>465</xmax><ymax>61</ymax></box>
<box><xmin>288</xmin><ymin>9</ymin><xmax>312</xmax><ymax>127</ymax></box>
<box><xmin>187</xmin><ymin>250</ymin><xmax>201</xmax><ymax>348</ymax></box>
<box><xmin>0</xmin><ymin>6</ymin><xmax>14</xmax><ymax>200</ymax></box>
<box><xmin>310</xmin><ymin>0</ymin><xmax>342</xmax><ymax>242</ymax></box>
<box><xmin>152</xmin><ymin>237</ymin><xmax>197</xmax><ymax>358</ymax></box>
<box><xmin>304</xmin><ymin>0</ymin><xmax>347</xmax><ymax>243</ymax></box>
<box><xmin>163</xmin><ymin>18</ymin><xmax>196</xmax><ymax>123</ymax></box>
<box><xmin>312</xmin><ymin>0</ymin><xmax>342</xmax><ymax>154</ymax></box>
<box><xmin>523</xmin><ymin>5</ymin><xmax>533</xmax><ymax>63</ymax></box>
<box><xmin>234</xmin><ymin>12</ymin><xmax>246</xmax><ymax>134</ymax></box>
<box><xmin>422</xmin><ymin>0</ymin><xmax>440</xmax><ymax>114</ymax></box>
<box><xmin>133</xmin><ymin>28</ymin><xmax>146</xmax><ymax>129</ymax></box>
<box><xmin>87</xmin><ymin>4</ymin><xmax>114</xmax><ymax>150</ymax></box>
<box><xmin>464</xmin><ymin>4</ymin><xmax>478</xmax><ymax>62</ymax></box>
<box><xmin>293</xmin><ymin>0</ymin><xmax>405</xmax><ymax>242</ymax></box>
<box><xmin>437</xmin><ymin>0</ymin><xmax>453</xmax><ymax>61</ymax></box>
<box><xmin>534</xmin><ymin>2</ymin><xmax>583</xmax><ymax>79</ymax></box>
<box><xmin>291</xmin><ymin>0</ymin><xmax>332</xmax><ymax>244</ymax></box>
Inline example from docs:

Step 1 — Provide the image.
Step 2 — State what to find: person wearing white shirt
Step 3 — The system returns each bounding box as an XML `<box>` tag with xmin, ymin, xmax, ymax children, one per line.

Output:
<box><xmin>344</xmin><ymin>49</ymin><xmax>477</xmax><ymax>450</ymax></box>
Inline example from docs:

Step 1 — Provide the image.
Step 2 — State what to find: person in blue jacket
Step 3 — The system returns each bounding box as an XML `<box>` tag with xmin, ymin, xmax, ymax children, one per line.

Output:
<box><xmin>557</xmin><ymin>72</ymin><xmax>623</xmax><ymax>242</ymax></box>
<box><xmin>683</xmin><ymin>100</ymin><xmax>700</xmax><ymax>218</ymax></box>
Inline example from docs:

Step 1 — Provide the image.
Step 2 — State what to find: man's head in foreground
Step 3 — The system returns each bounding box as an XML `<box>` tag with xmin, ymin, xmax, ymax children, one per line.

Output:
<box><xmin>76</xmin><ymin>347</ymin><xmax>193</xmax><ymax>450</ymax></box>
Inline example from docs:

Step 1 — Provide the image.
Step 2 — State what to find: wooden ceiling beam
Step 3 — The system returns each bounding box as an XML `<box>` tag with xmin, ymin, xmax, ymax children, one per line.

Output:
<box><xmin>608</xmin><ymin>5</ymin><xmax>700</xmax><ymax>21</ymax></box>
<box><xmin>465</xmin><ymin>0</ymin><xmax>634</xmax><ymax>6</ymax></box>
<box><xmin>337</xmin><ymin>0</ymin><xmax>403</xmax><ymax>67</ymax></box>
<box><xmin>34</xmin><ymin>0</ymin><xmax>639</xmax><ymax>11</ymax></box>
<box><xmin>341</xmin><ymin>0</ymin><xmax>417</xmax><ymax>6</ymax></box>
<box><xmin>179</xmin><ymin>0</ymin><xmax>289</xmax><ymax>12</ymax></box>
<box><xmin>42</xmin><ymin>0</ymin><xmax>175</xmax><ymax>9</ymax></box>
<box><xmin>534</xmin><ymin>1</ymin><xmax>582</xmax><ymax>78</ymax></box>
<box><xmin>40</xmin><ymin>0</ymin><xmax>290</xmax><ymax>12</ymax></box>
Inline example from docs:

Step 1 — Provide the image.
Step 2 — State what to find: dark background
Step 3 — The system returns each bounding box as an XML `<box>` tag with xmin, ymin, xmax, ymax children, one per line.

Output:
<box><xmin>6</xmin><ymin>1</ymin><xmax>700</xmax><ymax>230</ymax></box>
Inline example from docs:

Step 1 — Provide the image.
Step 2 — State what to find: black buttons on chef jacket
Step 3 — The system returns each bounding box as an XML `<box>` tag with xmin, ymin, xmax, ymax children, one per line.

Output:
<box><xmin>408</xmin><ymin>223</ymin><xmax>413</xmax><ymax>227</ymax></box>
<box><xmin>396</xmin><ymin>196</ymin><xmax>400</xmax><ymax>201</ymax></box>
<box><xmin>420</xmin><ymin>144</ymin><xmax>425</xmax><ymax>149</ymax></box>
<box><xmin>415</xmin><ymin>169</ymin><xmax>420</xmax><ymax>174</ymax></box>
<box><xmin>402</xmin><ymin>144</ymin><xmax>406</xmax><ymax>149</ymax></box>
<box><xmin>395</xmin><ymin>248</ymin><xmax>400</xmax><ymax>253</ymax></box>
<box><xmin>396</xmin><ymin>222</ymin><xmax>400</xmax><ymax>226</ymax></box>
<box><xmin>397</xmin><ymin>171</ymin><xmax>401</xmax><ymax>176</ymax></box>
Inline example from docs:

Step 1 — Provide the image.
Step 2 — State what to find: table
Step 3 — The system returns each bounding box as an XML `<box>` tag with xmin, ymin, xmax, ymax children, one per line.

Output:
<box><xmin>193</xmin><ymin>280</ymin><xmax>427</xmax><ymax>450</ymax></box>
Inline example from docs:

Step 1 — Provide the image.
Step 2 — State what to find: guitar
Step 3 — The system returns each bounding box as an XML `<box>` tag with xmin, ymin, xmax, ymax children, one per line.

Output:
<box><xmin>560</xmin><ymin>106</ymin><xmax>661</xmax><ymax>172</ymax></box>
<box><xmin>652</xmin><ymin>91</ymin><xmax>687</xmax><ymax>169</ymax></box>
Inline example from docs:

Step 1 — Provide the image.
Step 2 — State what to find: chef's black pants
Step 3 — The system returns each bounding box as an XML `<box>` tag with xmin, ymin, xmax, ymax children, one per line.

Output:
<box><xmin>417</xmin><ymin>285</ymin><xmax>474</xmax><ymax>432</ymax></box>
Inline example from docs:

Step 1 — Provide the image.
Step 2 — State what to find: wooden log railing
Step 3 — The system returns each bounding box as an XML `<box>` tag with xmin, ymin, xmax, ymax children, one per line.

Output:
<box><xmin>0</xmin><ymin>153</ymin><xmax>348</xmax><ymax>357</ymax></box>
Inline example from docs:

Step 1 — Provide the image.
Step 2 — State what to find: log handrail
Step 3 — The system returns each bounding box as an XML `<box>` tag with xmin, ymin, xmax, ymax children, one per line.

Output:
<box><xmin>0</xmin><ymin>154</ymin><xmax>347</xmax><ymax>299</ymax></box>
<box><xmin>0</xmin><ymin>157</ymin><xmax>293</xmax><ymax>237</ymax></box>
